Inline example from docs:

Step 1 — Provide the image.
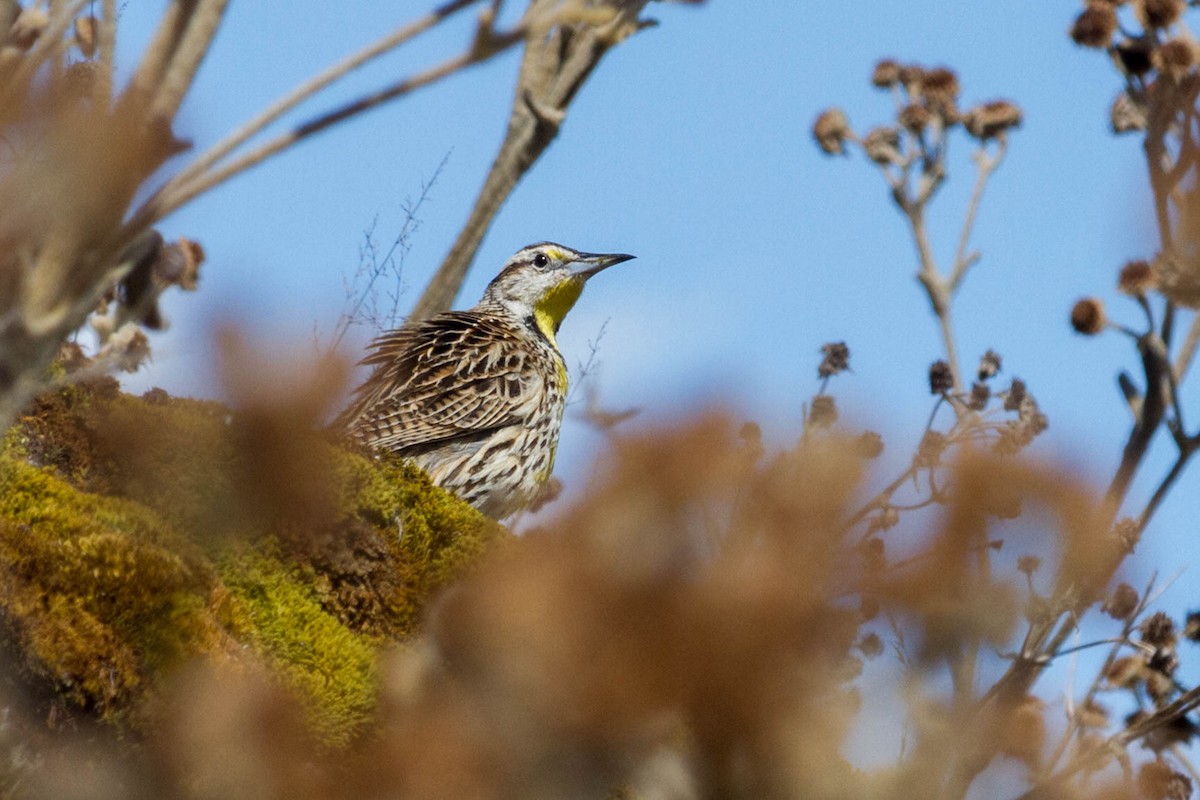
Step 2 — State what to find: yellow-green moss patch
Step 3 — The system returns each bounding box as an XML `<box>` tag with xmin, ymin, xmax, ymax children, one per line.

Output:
<box><xmin>1</xmin><ymin>381</ymin><xmax>507</xmax><ymax>743</ymax></box>
<box><xmin>219</xmin><ymin>543</ymin><xmax>379</xmax><ymax>746</ymax></box>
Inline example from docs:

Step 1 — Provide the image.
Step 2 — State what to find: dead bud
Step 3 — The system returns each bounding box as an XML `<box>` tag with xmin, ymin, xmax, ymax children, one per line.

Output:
<box><xmin>899</xmin><ymin>103</ymin><xmax>932</xmax><ymax>134</ymax></box>
<box><xmin>915</xmin><ymin>430</ymin><xmax>947</xmax><ymax>468</ymax></box>
<box><xmin>813</xmin><ymin>108</ymin><xmax>851</xmax><ymax>155</ymax></box>
<box><xmin>968</xmin><ymin>382</ymin><xmax>990</xmax><ymax>411</ymax></box>
<box><xmin>1184</xmin><ymin>611</ymin><xmax>1200</xmax><ymax>642</ymax></box>
<box><xmin>1111</xmin><ymin>517</ymin><xmax>1141</xmax><ymax>554</ymax></box>
<box><xmin>1153</xmin><ymin>37</ymin><xmax>1199</xmax><ymax>81</ymax></box>
<box><xmin>1071</xmin><ymin>3</ymin><xmax>1119</xmax><ymax>48</ymax></box>
<box><xmin>871</xmin><ymin>58</ymin><xmax>901</xmax><ymax>88</ymax></box>
<box><xmin>1105</xmin><ymin>655</ymin><xmax>1145</xmax><ymax>688</ymax></box>
<box><xmin>858</xmin><ymin>632</ymin><xmax>884</xmax><ymax>659</ymax></box>
<box><xmin>928</xmin><ymin>360</ymin><xmax>954</xmax><ymax>394</ymax></box>
<box><xmin>1141</xmin><ymin>611</ymin><xmax>1177</xmax><ymax>649</ymax></box>
<box><xmin>818</xmin><ymin>341</ymin><xmax>851</xmax><ymax>378</ymax></box>
<box><xmin>863</xmin><ymin>125</ymin><xmax>901</xmax><ymax>165</ymax></box>
<box><xmin>1077</xmin><ymin>699</ymin><xmax>1110</xmax><ymax>729</ymax></box>
<box><xmin>963</xmin><ymin>100</ymin><xmax>1023</xmax><ymax>140</ymax></box>
<box><xmin>1102</xmin><ymin>582</ymin><xmax>1140</xmax><ymax>620</ymax></box>
<box><xmin>1070</xmin><ymin>297</ymin><xmax>1107</xmax><ymax>335</ymax></box>
<box><xmin>1003</xmin><ymin>377</ymin><xmax>1027</xmax><ymax>411</ymax></box>
<box><xmin>1017</xmin><ymin>555</ymin><xmax>1041</xmax><ymax>577</ymax></box>
<box><xmin>977</xmin><ymin>349</ymin><xmax>1002</xmax><ymax>381</ymax></box>
<box><xmin>1138</xmin><ymin>760</ymin><xmax>1193</xmax><ymax>800</ymax></box>
<box><xmin>920</xmin><ymin>67</ymin><xmax>960</xmax><ymax>102</ymax></box>
<box><xmin>1135</xmin><ymin>0</ymin><xmax>1185</xmax><ymax>31</ymax></box>
<box><xmin>1118</xmin><ymin>259</ymin><xmax>1158</xmax><ymax>295</ymax></box>
<box><xmin>855</xmin><ymin>431</ymin><xmax>884</xmax><ymax>459</ymax></box>
<box><xmin>1111</xmin><ymin>91</ymin><xmax>1149</xmax><ymax>133</ymax></box>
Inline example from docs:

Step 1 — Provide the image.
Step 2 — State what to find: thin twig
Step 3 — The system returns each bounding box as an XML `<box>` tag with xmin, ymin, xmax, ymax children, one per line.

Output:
<box><xmin>154</xmin><ymin>0</ymin><xmax>480</xmax><ymax>214</ymax></box>
<box><xmin>148</xmin><ymin>0</ymin><xmax>229</xmax><ymax>121</ymax></box>
<box><xmin>948</xmin><ymin>141</ymin><xmax>1005</xmax><ymax>294</ymax></box>
<box><xmin>133</xmin><ymin>26</ymin><xmax>525</xmax><ymax>232</ymax></box>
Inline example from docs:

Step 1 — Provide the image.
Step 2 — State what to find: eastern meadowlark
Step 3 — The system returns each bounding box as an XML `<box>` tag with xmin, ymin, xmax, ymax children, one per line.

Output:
<box><xmin>337</xmin><ymin>242</ymin><xmax>634</xmax><ymax>518</ymax></box>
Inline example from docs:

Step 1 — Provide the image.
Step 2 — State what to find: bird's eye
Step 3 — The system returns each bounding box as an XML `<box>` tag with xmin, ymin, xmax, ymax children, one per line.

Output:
<box><xmin>532</xmin><ymin>253</ymin><xmax>550</xmax><ymax>268</ymax></box>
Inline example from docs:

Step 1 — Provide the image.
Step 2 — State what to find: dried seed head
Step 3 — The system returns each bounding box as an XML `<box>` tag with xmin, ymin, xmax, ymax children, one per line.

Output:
<box><xmin>863</xmin><ymin>126</ymin><xmax>901</xmax><ymax>165</ymax></box>
<box><xmin>900</xmin><ymin>102</ymin><xmax>932</xmax><ymax>134</ymax></box>
<box><xmin>968</xmin><ymin>382</ymin><xmax>990</xmax><ymax>411</ymax></box>
<box><xmin>155</xmin><ymin>237</ymin><xmax>204</xmax><ymax>291</ymax></box>
<box><xmin>1071</xmin><ymin>3</ymin><xmax>1119</xmax><ymax>48</ymax></box>
<box><xmin>1112</xmin><ymin>517</ymin><xmax>1142</xmax><ymax>554</ymax></box>
<box><xmin>1070</xmin><ymin>297</ymin><xmax>1107</xmax><ymax>335</ymax></box>
<box><xmin>1141</xmin><ymin>611</ymin><xmax>1177</xmax><ymax>648</ymax></box>
<box><xmin>1153</xmin><ymin>37</ymin><xmax>1199</xmax><ymax>81</ymax></box>
<box><xmin>808</xmin><ymin>395</ymin><xmax>838</xmax><ymax>428</ymax></box>
<box><xmin>871</xmin><ymin>58</ymin><xmax>902</xmax><ymax>88</ymax></box>
<box><xmin>1145</xmin><ymin>668</ymin><xmax>1175</xmax><ymax>702</ymax></box>
<box><xmin>964</xmin><ymin>100</ymin><xmax>1024</xmax><ymax>140</ymax></box>
<box><xmin>1111</xmin><ymin>91</ymin><xmax>1149</xmax><ymax>133</ymax></box>
<box><xmin>921</xmin><ymin>67</ymin><xmax>960</xmax><ymax>101</ymax></box>
<box><xmin>1103</xmin><ymin>582</ymin><xmax>1140</xmax><ymax>620</ymax></box>
<box><xmin>1004</xmin><ymin>377</ymin><xmax>1027</xmax><ymax>411</ymax></box>
<box><xmin>858</xmin><ymin>632</ymin><xmax>884</xmax><ymax>659</ymax></box>
<box><xmin>928</xmin><ymin>360</ymin><xmax>954</xmax><ymax>394</ymax></box>
<box><xmin>1139</xmin><ymin>761</ymin><xmax>1194</xmax><ymax>800</ymax></box>
<box><xmin>977</xmin><ymin>349</ymin><xmax>1002</xmax><ymax>381</ymax></box>
<box><xmin>1118</xmin><ymin>259</ymin><xmax>1158</xmax><ymax>295</ymax></box>
<box><xmin>876</xmin><ymin>507</ymin><xmax>900</xmax><ymax>531</ymax></box>
<box><xmin>1185</xmin><ymin>611</ymin><xmax>1200</xmax><ymax>642</ymax></box>
<box><xmin>1167</xmin><ymin>772</ymin><xmax>1193</xmax><ymax>800</ymax></box>
<box><xmin>1017</xmin><ymin>555</ymin><xmax>1042</xmax><ymax>576</ymax></box>
<box><xmin>1136</xmin><ymin>0</ymin><xmax>1185</xmax><ymax>30</ymax></box>
<box><xmin>74</xmin><ymin>16</ymin><xmax>98</xmax><ymax>58</ymax></box>
<box><xmin>813</xmin><ymin>108</ymin><xmax>851</xmax><ymax>155</ymax></box>
<box><xmin>1077</xmin><ymin>700</ymin><xmax>1110</xmax><ymax>729</ymax></box>
<box><xmin>1105</xmin><ymin>655</ymin><xmax>1145</xmax><ymax>688</ymax></box>
<box><xmin>818</xmin><ymin>341</ymin><xmax>851</xmax><ymax>378</ymax></box>
<box><xmin>915</xmin><ymin>430</ymin><xmax>947</xmax><ymax>467</ymax></box>
<box><xmin>855</xmin><ymin>430</ymin><xmax>884</xmax><ymax>459</ymax></box>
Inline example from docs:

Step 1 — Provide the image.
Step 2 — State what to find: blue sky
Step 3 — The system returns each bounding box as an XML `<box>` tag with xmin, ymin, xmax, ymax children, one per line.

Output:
<box><xmin>117</xmin><ymin>2</ymin><xmax>1192</xmax><ymax>662</ymax></box>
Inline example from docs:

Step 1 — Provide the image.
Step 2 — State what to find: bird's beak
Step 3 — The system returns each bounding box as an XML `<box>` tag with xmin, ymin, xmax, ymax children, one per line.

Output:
<box><xmin>570</xmin><ymin>251</ymin><xmax>636</xmax><ymax>279</ymax></box>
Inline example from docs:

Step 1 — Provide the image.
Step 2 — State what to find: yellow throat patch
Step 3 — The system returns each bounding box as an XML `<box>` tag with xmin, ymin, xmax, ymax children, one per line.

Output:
<box><xmin>533</xmin><ymin>277</ymin><xmax>585</xmax><ymax>350</ymax></box>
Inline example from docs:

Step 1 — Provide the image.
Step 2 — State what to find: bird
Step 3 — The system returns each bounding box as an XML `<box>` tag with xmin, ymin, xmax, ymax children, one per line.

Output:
<box><xmin>336</xmin><ymin>242</ymin><xmax>634</xmax><ymax>519</ymax></box>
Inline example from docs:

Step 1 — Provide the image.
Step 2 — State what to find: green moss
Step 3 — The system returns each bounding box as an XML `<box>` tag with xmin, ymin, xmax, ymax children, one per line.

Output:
<box><xmin>333</xmin><ymin>450</ymin><xmax>508</xmax><ymax>629</ymax></box>
<box><xmin>0</xmin><ymin>450</ymin><xmax>225</xmax><ymax>719</ymax></box>
<box><xmin>0</xmin><ymin>381</ymin><xmax>506</xmax><ymax>743</ymax></box>
<box><xmin>219</xmin><ymin>543</ymin><xmax>379</xmax><ymax>746</ymax></box>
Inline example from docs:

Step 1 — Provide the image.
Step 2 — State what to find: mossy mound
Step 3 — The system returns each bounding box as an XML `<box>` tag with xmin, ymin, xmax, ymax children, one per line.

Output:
<box><xmin>0</xmin><ymin>379</ymin><xmax>506</xmax><ymax>744</ymax></box>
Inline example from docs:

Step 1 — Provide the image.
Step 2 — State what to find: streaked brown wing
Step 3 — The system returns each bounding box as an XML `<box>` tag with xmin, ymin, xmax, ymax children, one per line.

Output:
<box><xmin>337</xmin><ymin>312</ymin><xmax>544</xmax><ymax>453</ymax></box>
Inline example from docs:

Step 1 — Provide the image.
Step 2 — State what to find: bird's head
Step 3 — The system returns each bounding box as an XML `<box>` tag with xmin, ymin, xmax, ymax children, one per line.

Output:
<box><xmin>481</xmin><ymin>242</ymin><xmax>634</xmax><ymax>346</ymax></box>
